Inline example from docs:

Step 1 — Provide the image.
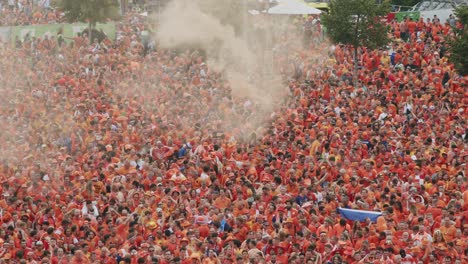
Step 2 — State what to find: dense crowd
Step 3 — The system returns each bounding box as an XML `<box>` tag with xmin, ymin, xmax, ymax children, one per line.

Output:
<box><xmin>0</xmin><ymin>0</ymin><xmax>62</xmax><ymax>26</ymax></box>
<box><xmin>0</xmin><ymin>5</ymin><xmax>467</xmax><ymax>264</ymax></box>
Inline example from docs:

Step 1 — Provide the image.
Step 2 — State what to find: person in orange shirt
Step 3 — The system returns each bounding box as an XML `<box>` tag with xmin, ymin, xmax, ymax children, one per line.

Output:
<box><xmin>275</xmin><ymin>246</ymin><xmax>289</xmax><ymax>264</ymax></box>
<box><xmin>462</xmin><ymin>189</ymin><xmax>468</xmax><ymax>210</ymax></box>
<box><xmin>70</xmin><ymin>250</ymin><xmax>90</xmax><ymax>264</ymax></box>
<box><xmin>212</xmin><ymin>189</ymin><xmax>231</xmax><ymax>210</ymax></box>
<box><xmin>115</xmin><ymin>160</ymin><xmax>132</xmax><ymax>175</ymax></box>
<box><xmin>407</xmin><ymin>18</ymin><xmax>417</xmax><ymax>35</ymax></box>
<box><xmin>330</xmin><ymin>219</ymin><xmax>351</xmax><ymax>238</ymax></box>
<box><xmin>376</xmin><ymin>212</ymin><xmax>389</xmax><ymax>233</ymax></box>
<box><xmin>316</xmin><ymin>218</ymin><xmax>334</xmax><ymax>237</ymax></box>
<box><xmin>440</xmin><ymin>217</ymin><xmax>457</xmax><ymax>243</ymax></box>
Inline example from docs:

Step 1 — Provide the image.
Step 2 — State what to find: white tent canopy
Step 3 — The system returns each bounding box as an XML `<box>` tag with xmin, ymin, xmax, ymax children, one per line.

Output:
<box><xmin>268</xmin><ymin>0</ymin><xmax>322</xmax><ymax>15</ymax></box>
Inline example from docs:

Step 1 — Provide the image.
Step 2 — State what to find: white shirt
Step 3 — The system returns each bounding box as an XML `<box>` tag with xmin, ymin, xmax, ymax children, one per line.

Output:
<box><xmin>200</xmin><ymin>172</ymin><xmax>209</xmax><ymax>181</ymax></box>
<box><xmin>81</xmin><ymin>203</ymin><xmax>99</xmax><ymax>217</ymax></box>
<box><xmin>403</xmin><ymin>103</ymin><xmax>413</xmax><ymax>113</ymax></box>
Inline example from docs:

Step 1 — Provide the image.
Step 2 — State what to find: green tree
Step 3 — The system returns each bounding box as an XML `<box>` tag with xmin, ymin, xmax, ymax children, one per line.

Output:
<box><xmin>197</xmin><ymin>0</ymin><xmax>251</xmax><ymax>36</ymax></box>
<box><xmin>60</xmin><ymin>0</ymin><xmax>120</xmax><ymax>43</ymax></box>
<box><xmin>391</xmin><ymin>0</ymin><xmax>420</xmax><ymax>8</ymax></box>
<box><xmin>323</xmin><ymin>0</ymin><xmax>391</xmax><ymax>86</ymax></box>
<box><xmin>448</xmin><ymin>5</ymin><xmax>468</xmax><ymax>75</ymax></box>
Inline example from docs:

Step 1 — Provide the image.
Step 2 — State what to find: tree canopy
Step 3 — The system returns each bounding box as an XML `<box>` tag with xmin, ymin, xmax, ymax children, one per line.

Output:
<box><xmin>323</xmin><ymin>0</ymin><xmax>391</xmax><ymax>85</ymax></box>
<box><xmin>448</xmin><ymin>5</ymin><xmax>468</xmax><ymax>75</ymax></box>
<box><xmin>196</xmin><ymin>0</ymin><xmax>278</xmax><ymax>37</ymax></box>
<box><xmin>61</xmin><ymin>0</ymin><xmax>120</xmax><ymax>27</ymax></box>
<box><xmin>323</xmin><ymin>0</ymin><xmax>391</xmax><ymax>50</ymax></box>
<box><xmin>390</xmin><ymin>0</ymin><xmax>420</xmax><ymax>7</ymax></box>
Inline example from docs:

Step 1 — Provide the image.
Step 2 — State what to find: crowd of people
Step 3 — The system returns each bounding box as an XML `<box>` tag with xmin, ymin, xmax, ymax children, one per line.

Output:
<box><xmin>0</xmin><ymin>0</ymin><xmax>62</xmax><ymax>26</ymax></box>
<box><xmin>0</xmin><ymin>0</ymin><xmax>153</xmax><ymax>27</ymax></box>
<box><xmin>0</xmin><ymin>3</ymin><xmax>467</xmax><ymax>264</ymax></box>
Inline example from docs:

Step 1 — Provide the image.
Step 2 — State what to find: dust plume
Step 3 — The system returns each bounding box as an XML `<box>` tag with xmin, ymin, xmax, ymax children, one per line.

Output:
<box><xmin>155</xmin><ymin>0</ymin><xmax>286</xmax><ymax>111</ymax></box>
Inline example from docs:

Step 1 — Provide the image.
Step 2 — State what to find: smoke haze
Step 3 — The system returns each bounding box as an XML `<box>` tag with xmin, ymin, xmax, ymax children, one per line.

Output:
<box><xmin>155</xmin><ymin>0</ymin><xmax>286</xmax><ymax>111</ymax></box>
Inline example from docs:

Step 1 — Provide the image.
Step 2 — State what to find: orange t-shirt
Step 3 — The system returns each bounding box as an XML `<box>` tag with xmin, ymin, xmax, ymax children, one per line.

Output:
<box><xmin>213</xmin><ymin>196</ymin><xmax>231</xmax><ymax>209</ymax></box>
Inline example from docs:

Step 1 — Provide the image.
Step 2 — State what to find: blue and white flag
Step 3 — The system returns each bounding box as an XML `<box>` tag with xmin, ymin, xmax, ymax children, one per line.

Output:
<box><xmin>338</xmin><ymin>207</ymin><xmax>382</xmax><ymax>223</ymax></box>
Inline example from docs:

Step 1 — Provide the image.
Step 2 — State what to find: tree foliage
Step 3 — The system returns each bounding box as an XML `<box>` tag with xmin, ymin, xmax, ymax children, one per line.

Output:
<box><xmin>196</xmin><ymin>0</ymin><xmax>250</xmax><ymax>36</ymax></box>
<box><xmin>60</xmin><ymin>0</ymin><xmax>120</xmax><ymax>27</ymax></box>
<box><xmin>187</xmin><ymin>0</ymin><xmax>280</xmax><ymax>37</ymax></box>
<box><xmin>323</xmin><ymin>0</ymin><xmax>391</xmax><ymax>50</ymax></box>
<box><xmin>448</xmin><ymin>5</ymin><xmax>468</xmax><ymax>75</ymax></box>
<box><xmin>454</xmin><ymin>4</ymin><xmax>468</xmax><ymax>25</ymax></box>
<box><xmin>390</xmin><ymin>0</ymin><xmax>420</xmax><ymax>7</ymax></box>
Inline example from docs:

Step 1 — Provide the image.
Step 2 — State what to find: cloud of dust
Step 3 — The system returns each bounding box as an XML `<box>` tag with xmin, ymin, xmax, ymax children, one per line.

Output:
<box><xmin>155</xmin><ymin>0</ymin><xmax>285</xmax><ymax>110</ymax></box>
<box><xmin>0</xmin><ymin>44</ymin><xmax>77</xmax><ymax>190</ymax></box>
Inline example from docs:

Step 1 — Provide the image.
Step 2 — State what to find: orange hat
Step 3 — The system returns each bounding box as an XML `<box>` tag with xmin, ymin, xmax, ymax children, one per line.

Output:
<box><xmin>135</xmin><ymin>236</ymin><xmax>144</xmax><ymax>245</ymax></box>
<box><xmin>190</xmin><ymin>253</ymin><xmax>201</xmax><ymax>260</ymax></box>
<box><xmin>146</xmin><ymin>221</ymin><xmax>157</xmax><ymax>230</ymax></box>
<box><xmin>436</xmin><ymin>200</ymin><xmax>446</xmax><ymax>208</ymax></box>
<box><xmin>279</xmin><ymin>242</ymin><xmax>289</xmax><ymax>249</ymax></box>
